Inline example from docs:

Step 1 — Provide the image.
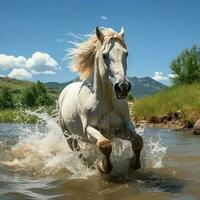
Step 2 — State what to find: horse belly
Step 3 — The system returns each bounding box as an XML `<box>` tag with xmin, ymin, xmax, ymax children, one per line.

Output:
<box><xmin>59</xmin><ymin>83</ymin><xmax>84</xmax><ymax>136</ymax></box>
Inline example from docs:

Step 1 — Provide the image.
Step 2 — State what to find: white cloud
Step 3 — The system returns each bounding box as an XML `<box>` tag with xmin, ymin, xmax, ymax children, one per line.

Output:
<box><xmin>152</xmin><ymin>71</ymin><xmax>178</xmax><ymax>82</ymax></box>
<box><xmin>100</xmin><ymin>16</ymin><xmax>107</xmax><ymax>20</ymax></box>
<box><xmin>168</xmin><ymin>73</ymin><xmax>177</xmax><ymax>79</ymax></box>
<box><xmin>41</xmin><ymin>70</ymin><xmax>56</xmax><ymax>74</ymax></box>
<box><xmin>30</xmin><ymin>70</ymin><xmax>55</xmax><ymax>75</ymax></box>
<box><xmin>0</xmin><ymin>74</ymin><xmax>5</xmax><ymax>77</ymax></box>
<box><xmin>0</xmin><ymin>52</ymin><xmax>59</xmax><ymax>79</ymax></box>
<box><xmin>30</xmin><ymin>70</ymin><xmax>40</xmax><ymax>75</ymax></box>
<box><xmin>0</xmin><ymin>54</ymin><xmax>26</xmax><ymax>70</ymax></box>
<box><xmin>8</xmin><ymin>68</ymin><xmax>32</xmax><ymax>80</ymax></box>
<box><xmin>153</xmin><ymin>71</ymin><xmax>169</xmax><ymax>81</ymax></box>
<box><xmin>0</xmin><ymin>52</ymin><xmax>58</xmax><ymax>73</ymax></box>
<box><xmin>27</xmin><ymin>52</ymin><xmax>58</xmax><ymax>72</ymax></box>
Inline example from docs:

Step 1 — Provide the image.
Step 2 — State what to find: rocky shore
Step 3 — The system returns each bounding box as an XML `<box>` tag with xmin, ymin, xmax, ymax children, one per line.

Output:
<box><xmin>135</xmin><ymin>112</ymin><xmax>200</xmax><ymax>135</ymax></box>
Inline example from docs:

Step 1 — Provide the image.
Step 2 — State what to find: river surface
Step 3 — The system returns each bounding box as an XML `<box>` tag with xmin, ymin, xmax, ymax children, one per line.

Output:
<box><xmin>0</xmin><ymin>115</ymin><xmax>200</xmax><ymax>200</ymax></box>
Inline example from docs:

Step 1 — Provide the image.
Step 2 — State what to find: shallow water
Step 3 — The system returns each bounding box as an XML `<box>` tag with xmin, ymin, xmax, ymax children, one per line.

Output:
<box><xmin>0</xmin><ymin>115</ymin><xmax>200</xmax><ymax>200</ymax></box>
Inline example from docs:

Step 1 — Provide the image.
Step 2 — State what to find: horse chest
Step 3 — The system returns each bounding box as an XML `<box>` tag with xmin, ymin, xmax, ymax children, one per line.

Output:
<box><xmin>98</xmin><ymin>112</ymin><xmax>124</xmax><ymax>135</ymax></box>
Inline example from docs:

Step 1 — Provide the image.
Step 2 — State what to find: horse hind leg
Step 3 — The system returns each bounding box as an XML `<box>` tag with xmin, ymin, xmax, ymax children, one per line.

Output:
<box><xmin>67</xmin><ymin>138</ymin><xmax>80</xmax><ymax>151</ymax></box>
<box><xmin>59</xmin><ymin>117</ymin><xmax>80</xmax><ymax>151</ymax></box>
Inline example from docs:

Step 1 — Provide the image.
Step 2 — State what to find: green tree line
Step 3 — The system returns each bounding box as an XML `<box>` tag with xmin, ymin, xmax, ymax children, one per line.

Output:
<box><xmin>0</xmin><ymin>81</ymin><xmax>55</xmax><ymax>109</ymax></box>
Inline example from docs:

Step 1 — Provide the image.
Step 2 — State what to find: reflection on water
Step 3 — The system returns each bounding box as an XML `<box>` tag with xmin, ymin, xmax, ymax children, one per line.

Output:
<box><xmin>0</xmin><ymin>112</ymin><xmax>200</xmax><ymax>200</ymax></box>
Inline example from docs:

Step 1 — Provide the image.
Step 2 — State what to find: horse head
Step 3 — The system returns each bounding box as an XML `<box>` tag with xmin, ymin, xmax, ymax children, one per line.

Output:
<box><xmin>96</xmin><ymin>27</ymin><xmax>131</xmax><ymax>99</ymax></box>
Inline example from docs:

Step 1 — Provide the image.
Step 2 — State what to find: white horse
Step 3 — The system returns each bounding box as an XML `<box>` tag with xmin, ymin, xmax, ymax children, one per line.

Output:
<box><xmin>58</xmin><ymin>27</ymin><xmax>143</xmax><ymax>173</ymax></box>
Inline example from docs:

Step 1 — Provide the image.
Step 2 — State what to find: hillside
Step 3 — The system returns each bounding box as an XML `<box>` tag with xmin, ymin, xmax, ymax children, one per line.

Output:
<box><xmin>0</xmin><ymin>77</ymin><xmax>33</xmax><ymax>91</ymax></box>
<box><xmin>133</xmin><ymin>83</ymin><xmax>200</xmax><ymax>127</ymax></box>
<box><xmin>0</xmin><ymin>76</ymin><xmax>167</xmax><ymax>99</ymax></box>
<box><xmin>45</xmin><ymin>78</ymin><xmax>79</xmax><ymax>90</ymax></box>
<box><xmin>0</xmin><ymin>77</ymin><xmax>58</xmax><ymax>97</ymax></box>
<box><xmin>45</xmin><ymin>76</ymin><xmax>167</xmax><ymax>98</ymax></box>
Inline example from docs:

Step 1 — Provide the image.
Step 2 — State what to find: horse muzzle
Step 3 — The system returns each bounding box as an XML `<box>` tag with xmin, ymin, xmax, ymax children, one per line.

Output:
<box><xmin>114</xmin><ymin>80</ymin><xmax>131</xmax><ymax>99</ymax></box>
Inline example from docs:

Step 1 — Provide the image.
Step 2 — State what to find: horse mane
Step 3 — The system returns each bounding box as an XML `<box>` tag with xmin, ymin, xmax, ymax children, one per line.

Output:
<box><xmin>67</xmin><ymin>27</ymin><xmax>126</xmax><ymax>80</ymax></box>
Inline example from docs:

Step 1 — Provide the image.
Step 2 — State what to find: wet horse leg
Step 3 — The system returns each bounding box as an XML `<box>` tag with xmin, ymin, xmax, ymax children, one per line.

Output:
<box><xmin>86</xmin><ymin>126</ymin><xmax>112</xmax><ymax>173</ymax></box>
<box><xmin>67</xmin><ymin>138</ymin><xmax>80</xmax><ymax>151</ymax></box>
<box><xmin>130</xmin><ymin>131</ymin><xmax>143</xmax><ymax>169</ymax></box>
<box><xmin>96</xmin><ymin>138</ymin><xmax>112</xmax><ymax>173</ymax></box>
<box><xmin>59</xmin><ymin>117</ymin><xmax>80</xmax><ymax>151</ymax></box>
<box><xmin>124</xmin><ymin>121</ymin><xmax>143</xmax><ymax>169</ymax></box>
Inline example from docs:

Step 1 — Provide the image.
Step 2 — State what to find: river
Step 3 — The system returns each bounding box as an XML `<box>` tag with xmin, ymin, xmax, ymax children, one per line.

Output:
<box><xmin>0</xmin><ymin>114</ymin><xmax>200</xmax><ymax>200</ymax></box>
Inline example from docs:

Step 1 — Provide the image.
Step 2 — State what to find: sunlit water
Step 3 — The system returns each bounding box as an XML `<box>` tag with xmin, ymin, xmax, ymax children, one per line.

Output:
<box><xmin>0</xmin><ymin>112</ymin><xmax>200</xmax><ymax>200</ymax></box>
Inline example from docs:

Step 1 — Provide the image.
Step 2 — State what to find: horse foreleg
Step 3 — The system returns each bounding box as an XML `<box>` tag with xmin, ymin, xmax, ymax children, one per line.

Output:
<box><xmin>125</xmin><ymin>121</ymin><xmax>143</xmax><ymax>170</ymax></box>
<box><xmin>130</xmin><ymin>131</ymin><xmax>143</xmax><ymax>169</ymax></box>
<box><xmin>86</xmin><ymin>126</ymin><xmax>112</xmax><ymax>173</ymax></box>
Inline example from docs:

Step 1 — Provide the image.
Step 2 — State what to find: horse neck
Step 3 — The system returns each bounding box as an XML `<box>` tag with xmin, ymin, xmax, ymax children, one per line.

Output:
<box><xmin>92</xmin><ymin>56</ymin><xmax>116</xmax><ymax>106</ymax></box>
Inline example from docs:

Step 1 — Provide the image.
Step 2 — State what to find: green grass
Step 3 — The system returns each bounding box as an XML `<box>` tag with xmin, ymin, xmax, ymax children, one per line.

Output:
<box><xmin>0</xmin><ymin>77</ymin><xmax>33</xmax><ymax>90</ymax></box>
<box><xmin>0</xmin><ymin>77</ymin><xmax>58</xmax><ymax>123</ymax></box>
<box><xmin>0</xmin><ymin>109</ymin><xmax>38</xmax><ymax>123</ymax></box>
<box><xmin>133</xmin><ymin>83</ymin><xmax>200</xmax><ymax>125</ymax></box>
<box><xmin>0</xmin><ymin>106</ymin><xmax>56</xmax><ymax>123</ymax></box>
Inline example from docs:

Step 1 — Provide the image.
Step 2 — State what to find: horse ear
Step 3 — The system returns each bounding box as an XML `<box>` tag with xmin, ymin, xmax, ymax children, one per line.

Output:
<box><xmin>119</xmin><ymin>27</ymin><xmax>125</xmax><ymax>38</ymax></box>
<box><xmin>96</xmin><ymin>27</ymin><xmax>104</xmax><ymax>43</ymax></box>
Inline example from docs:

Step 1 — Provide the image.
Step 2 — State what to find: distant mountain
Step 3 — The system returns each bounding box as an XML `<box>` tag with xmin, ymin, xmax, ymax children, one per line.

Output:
<box><xmin>128</xmin><ymin>76</ymin><xmax>168</xmax><ymax>98</ymax></box>
<box><xmin>0</xmin><ymin>76</ymin><xmax>167</xmax><ymax>98</ymax></box>
<box><xmin>45</xmin><ymin>76</ymin><xmax>167</xmax><ymax>98</ymax></box>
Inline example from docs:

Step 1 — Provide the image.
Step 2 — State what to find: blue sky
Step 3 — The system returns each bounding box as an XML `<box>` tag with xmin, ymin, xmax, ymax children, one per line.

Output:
<box><xmin>0</xmin><ymin>0</ymin><xmax>200</xmax><ymax>84</ymax></box>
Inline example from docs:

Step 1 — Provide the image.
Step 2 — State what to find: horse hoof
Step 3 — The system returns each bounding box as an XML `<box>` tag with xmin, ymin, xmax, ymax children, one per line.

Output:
<box><xmin>98</xmin><ymin>140</ymin><xmax>112</xmax><ymax>156</ymax></box>
<box><xmin>130</xmin><ymin>157</ymin><xmax>141</xmax><ymax>170</ymax></box>
<box><xmin>97</xmin><ymin>161</ymin><xmax>112</xmax><ymax>174</ymax></box>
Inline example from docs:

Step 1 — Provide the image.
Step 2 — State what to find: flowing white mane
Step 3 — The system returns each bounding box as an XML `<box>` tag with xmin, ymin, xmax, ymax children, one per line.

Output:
<box><xmin>67</xmin><ymin>27</ymin><xmax>126</xmax><ymax>80</ymax></box>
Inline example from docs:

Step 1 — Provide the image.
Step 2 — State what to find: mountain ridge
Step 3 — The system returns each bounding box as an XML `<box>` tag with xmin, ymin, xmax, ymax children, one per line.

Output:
<box><xmin>0</xmin><ymin>76</ymin><xmax>167</xmax><ymax>98</ymax></box>
<box><xmin>45</xmin><ymin>76</ymin><xmax>168</xmax><ymax>98</ymax></box>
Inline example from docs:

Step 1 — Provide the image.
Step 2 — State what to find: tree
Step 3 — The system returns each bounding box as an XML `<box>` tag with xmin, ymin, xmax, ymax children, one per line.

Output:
<box><xmin>35</xmin><ymin>81</ymin><xmax>53</xmax><ymax>106</ymax></box>
<box><xmin>21</xmin><ymin>88</ymin><xmax>36</xmax><ymax>107</ymax></box>
<box><xmin>21</xmin><ymin>81</ymin><xmax>53</xmax><ymax>107</ymax></box>
<box><xmin>170</xmin><ymin>45</ymin><xmax>200</xmax><ymax>85</ymax></box>
<box><xmin>0</xmin><ymin>87</ymin><xmax>14</xmax><ymax>109</ymax></box>
<box><xmin>36</xmin><ymin>81</ymin><xmax>47</xmax><ymax>95</ymax></box>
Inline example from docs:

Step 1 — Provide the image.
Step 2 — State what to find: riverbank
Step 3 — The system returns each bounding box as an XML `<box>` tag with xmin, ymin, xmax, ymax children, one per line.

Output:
<box><xmin>133</xmin><ymin>83</ymin><xmax>200</xmax><ymax>131</ymax></box>
<box><xmin>136</xmin><ymin>118</ymin><xmax>189</xmax><ymax>131</ymax></box>
<box><xmin>1</xmin><ymin>83</ymin><xmax>200</xmax><ymax>132</ymax></box>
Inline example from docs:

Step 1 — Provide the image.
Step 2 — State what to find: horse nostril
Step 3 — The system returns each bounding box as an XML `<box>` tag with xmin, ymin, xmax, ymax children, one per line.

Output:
<box><xmin>119</xmin><ymin>81</ymin><xmax>131</xmax><ymax>92</ymax></box>
<box><xmin>114</xmin><ymin>83</ymin><xmax>120</xmax><ymax>91</ymax></box>
<box><xmin>114</xmin><ymin>81</ymin><xmax>131</xmax><ymax>99</ymax></box>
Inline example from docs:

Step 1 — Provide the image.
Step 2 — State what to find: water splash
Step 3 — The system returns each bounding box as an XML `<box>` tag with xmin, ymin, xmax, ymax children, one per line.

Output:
<box><xmin>0</xmin><ymin>110</ymin><xmax>166</xmax><ymax>177</ymax></box>
<box><xmin>0</xmin><ymin>109</ymin><xmax>97</xmax><ymax>178</ymax></box>
<box><xmin>143</xmin><ymin>136</ymin><xmax>167</xmax><ymax>168</ymax></box>
<box><xmin>110</xmin><ymin>126</ymin><xmax>167</xmax><ymax>170</ymax></box>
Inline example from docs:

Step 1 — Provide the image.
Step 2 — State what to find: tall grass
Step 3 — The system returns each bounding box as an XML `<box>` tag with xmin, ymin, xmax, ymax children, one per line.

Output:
<box><xmin>0</xmin><ymin>106</ymin><xmax>56</xmax><ymax>123</ymax></box>
<box><xmin>0</xmin><ymin>109</ymin><xmax>37</xmax><ymax>123</ymax></box>
<box><xmin>133</xmin><ymin>83</ymin><xmax>200</xmax><ymax>124</ymax></box>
